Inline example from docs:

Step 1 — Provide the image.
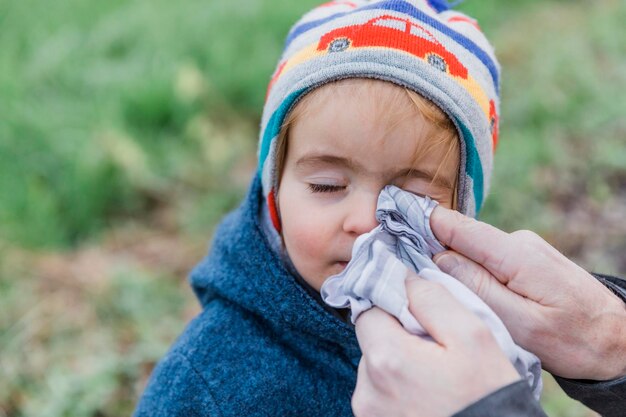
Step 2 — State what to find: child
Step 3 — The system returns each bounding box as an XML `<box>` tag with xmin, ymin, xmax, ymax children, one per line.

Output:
<box><xmin>134</xmin><ymin>1</ymin><xmax>508</xmax><ymax>415</ymax></box>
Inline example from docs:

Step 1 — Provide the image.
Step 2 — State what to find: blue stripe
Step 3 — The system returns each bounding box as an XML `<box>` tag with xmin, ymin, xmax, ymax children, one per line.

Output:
<box><xmin>284</xmin><ymin>0</ymin><xmax>499</xmax><ymax>92</ymax></box>
<box><xmin>455</xmin><ymin>118</ymin><xmax>484</xmax><ymax>214</ymax></box>
<box><xmin>258</xmin><ymin>88</ymin><xmax>308</xmax><ymax>177</ymax></box>
<box><xmin>426</xmin><ymin>0</ymin><xmax>452</xmax><ymax>12</ymax></box>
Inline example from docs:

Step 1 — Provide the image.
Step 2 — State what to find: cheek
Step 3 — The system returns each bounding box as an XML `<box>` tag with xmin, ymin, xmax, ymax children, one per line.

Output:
<box><xmin>277</xmin><ymin>182</ymin><xmax>344</xmax><ymax>287</ymax></box>
<box><xmin>280</xmin><ymin>197</ymin><xmax>336</xmax><ymax>259</ymax></box>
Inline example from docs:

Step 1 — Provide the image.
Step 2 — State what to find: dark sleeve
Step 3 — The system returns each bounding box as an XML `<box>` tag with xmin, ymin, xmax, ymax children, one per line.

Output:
<box><xmin>451</xmin><ymin>380</ymin><xmax>547</xmax><ymax>417</ymax></box>
<box><xmin>592</xmin><ymin>273</ymin><xmax>626</xmax><ymax>302</ymax></box>
<box><xmin>133</xmin><ymin>352</ymin><xmax>222</xmax><ymax>417</ymax></box>
<box><xmin>553</xmin><ymin>273</ymin><xmax>626</xmax><ymax>417</ymax></box>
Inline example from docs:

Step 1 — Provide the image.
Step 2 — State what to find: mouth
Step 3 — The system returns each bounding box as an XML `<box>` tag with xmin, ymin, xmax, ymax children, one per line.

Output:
<box><xmin>336</xmin><ymin>261</ymin><xmax>349</xmax><ymax>268</ymax></box>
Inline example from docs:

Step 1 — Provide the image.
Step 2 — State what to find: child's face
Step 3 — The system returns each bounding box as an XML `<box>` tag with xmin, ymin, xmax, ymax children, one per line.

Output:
<box><xmin>277</xmin><ymin>82</ymin><xmax>458</xmax><ymax>291</ymax></box>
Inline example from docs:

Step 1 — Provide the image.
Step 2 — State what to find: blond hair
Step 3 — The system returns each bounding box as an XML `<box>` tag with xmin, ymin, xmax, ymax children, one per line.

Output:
<box><xmin>274</xmin><ymin>79</ymin><xmax>459</xmax><ymax>209</ymax></box>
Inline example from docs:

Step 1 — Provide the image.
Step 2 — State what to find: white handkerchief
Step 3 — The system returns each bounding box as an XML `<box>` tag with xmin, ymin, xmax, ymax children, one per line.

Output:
<box><xmin>320</xmin><ymin>185</ymin><xmax>543</xmax><ymax>399</ymax></box>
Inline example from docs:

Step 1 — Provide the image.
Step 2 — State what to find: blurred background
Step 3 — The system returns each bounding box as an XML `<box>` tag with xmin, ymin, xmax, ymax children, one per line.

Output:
<box><xmin>0</xmin><ymin>0</ymin><xmax>624</xmax><ymax>415</ymax></box>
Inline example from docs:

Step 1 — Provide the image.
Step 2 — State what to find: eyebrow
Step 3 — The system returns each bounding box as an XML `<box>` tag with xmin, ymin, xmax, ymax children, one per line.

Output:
<box><xmin>295</xmin><ymin>154</ymin><xmax>455</xmax><ymax>189</ymax></box>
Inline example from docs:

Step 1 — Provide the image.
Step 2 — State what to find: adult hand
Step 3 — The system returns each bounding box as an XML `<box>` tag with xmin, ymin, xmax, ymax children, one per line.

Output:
<box><xmin>352</xmin><ymin>274</ymin><xmax>521</xmax><ymax>417</ymax></box>
<box><xmin>430</xmin><ymin>206</ymin><xmax>626</xmax><ymax>380</ymax></box>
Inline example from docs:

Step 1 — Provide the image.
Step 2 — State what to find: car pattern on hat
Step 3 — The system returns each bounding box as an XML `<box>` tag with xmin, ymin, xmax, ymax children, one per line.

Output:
<box><xmin>317</xmin><ymin>15</ymin><xmax>468</xmax><ymax>79</ymax></box>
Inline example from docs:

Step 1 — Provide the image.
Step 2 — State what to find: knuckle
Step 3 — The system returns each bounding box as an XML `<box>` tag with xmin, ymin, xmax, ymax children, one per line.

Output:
<box><xmin>351</xmin><ymin>392</ymin><xmax>369</xmax><ymax>417</ymax></box>
<box><xmin>510</xmin><ymin>229</ymin><xmax>560</xmax><ymax>268</ymax></box>
<box><xmin>365</xmin><ymin>350</ymin><xmax>404</xmax><ymax>383</ymax></box>
<box><xmin>452</xmin><ymin>215</ymin><xmax>481</xmax><ymax>241</ymax></box>
<box><xmin>469</xmin><ymin>268</ymin><xmax>491</xmax><ymax>296</ymax></box>
<box><xmin>424</xmin><ymin>281</ymin><xmax>448</xmax><ymax>298</ymax></box>
<box><xmin>466</xmin><ymin>322</ymin><xmax>495</xmax><ymax>347</ymax></box>
<box><xmin>408</xmin><ymin>279</ymin><xmax>447</xmax><ymax>302</ymax></box>
<box><xmin>510</xmin><ymin>229</ymin><xmax>544</xmax><ymax>247</ymax></box>
<box><xmin>351</xmin><ymin>385</ymin><xmax>381</xmax><ymax>417</ymax></box>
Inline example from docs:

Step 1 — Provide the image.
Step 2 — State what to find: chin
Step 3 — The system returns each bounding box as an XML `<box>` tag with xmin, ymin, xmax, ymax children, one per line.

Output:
<box><xmin>328</xmin><ymin>262</ymin><xmax>348</xmax><ymax>277</ymax></box>
<box><xmin>299</xmin><ymin>264</ymin><xmax>347</xmax><ymax>291</ymax></box>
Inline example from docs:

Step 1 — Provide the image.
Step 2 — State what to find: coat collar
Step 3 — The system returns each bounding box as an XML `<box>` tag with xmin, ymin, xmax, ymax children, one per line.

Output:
<box><xmin>190</xmin><ymin>176</ymin><xmax>360</xmax><ymax>356</ymax></box>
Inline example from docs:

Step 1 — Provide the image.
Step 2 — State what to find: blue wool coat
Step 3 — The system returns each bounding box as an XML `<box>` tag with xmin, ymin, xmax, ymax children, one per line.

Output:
<box><xmin>133</xmin><ymin>177</ymin><xmax>361</xmax><ymax>417</ymax></box>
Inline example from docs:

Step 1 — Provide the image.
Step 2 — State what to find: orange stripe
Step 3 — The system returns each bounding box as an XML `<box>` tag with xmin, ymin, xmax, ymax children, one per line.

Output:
<box><xmin>267</xmin><ymin>189</ymin><xmax>282</xmax><ymax>233</ymax></box>
<box><xmin>447</xmin><ymin>16</ymin><xmax>481</xmax><ymax>31</ymax></box>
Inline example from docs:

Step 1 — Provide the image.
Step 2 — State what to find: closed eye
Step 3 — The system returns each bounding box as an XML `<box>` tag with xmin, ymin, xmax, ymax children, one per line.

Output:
<box><xmin>307</xmin><ymin>183</ymin><xmax>346</xmax><ymax>193</ymax></box>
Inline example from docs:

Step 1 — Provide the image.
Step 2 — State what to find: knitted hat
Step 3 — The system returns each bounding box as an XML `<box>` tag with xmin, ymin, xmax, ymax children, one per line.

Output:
<box><xmin>258</xmin><ymin>0</ymin><xmax>500</xmax><ymax>225</ymax></box>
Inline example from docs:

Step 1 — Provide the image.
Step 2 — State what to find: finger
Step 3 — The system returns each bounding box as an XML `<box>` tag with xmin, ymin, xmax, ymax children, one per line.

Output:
<box><xmin>434</xmin><ymin>250</ymin><xmax>509</xmax><ymax>300</ymax></box>
<box><xmin>429</xmin><ymin>205</ymin><xmax>515</xmax><ymax>284</ymax></box>
<box><xmin>405</xmin><ymin>274</ymin><xmax>492</xmax><ymax>347</ymax></box>
<box><xmin>432</xmin><ymin>250</ymin><xmax>530</xmax><ymax>332</ymax></box>
<box><xmin>355</xmin><ymin>307</ymin><xmax>414</xmax><ymax>354</ymax></box>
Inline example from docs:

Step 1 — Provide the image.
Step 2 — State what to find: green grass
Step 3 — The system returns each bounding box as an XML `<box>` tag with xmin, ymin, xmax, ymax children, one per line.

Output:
<box><xmin>1</xmin><ymin>0</ymin><xmax>624</xmax><ymax>415</ymax></box>
<box><xmin>0</xmin><ymin>249</ymin><xmax>195</xmax><ymax>417</ymax></box>
<box><xmin>0</xmin><ymin>0</ymin><xmax>311</xmax><ymax>248</ymax></box>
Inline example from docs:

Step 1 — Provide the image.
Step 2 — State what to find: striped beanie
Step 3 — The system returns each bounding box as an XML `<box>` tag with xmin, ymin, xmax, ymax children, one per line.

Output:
<box><xmin>258</xmin><ymin>0</ymin><xmax>501</xmax><ymax>224</ymax></box>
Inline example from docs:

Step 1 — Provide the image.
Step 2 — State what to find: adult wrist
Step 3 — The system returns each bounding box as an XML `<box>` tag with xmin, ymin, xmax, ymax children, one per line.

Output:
<box><xmin>590</xmin><ymin>273</ymin><xmax>626</xmax><ymax>381</ymax></box>
<box><xmin>597</xmin><ymin>308</ymin><xmax>626</xmax><ymax>380</ymax></box>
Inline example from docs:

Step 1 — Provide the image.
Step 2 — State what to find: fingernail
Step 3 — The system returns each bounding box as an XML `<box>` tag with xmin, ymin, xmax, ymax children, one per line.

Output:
<box><xmin>429</xmin><ymin>205</ymin><xmax>456</xmax><ymax>242</ymax></box>
<box><xmin>434</xmin><ymin>253</ymin><xmax>459</xmax><ymax>274</ymax></box>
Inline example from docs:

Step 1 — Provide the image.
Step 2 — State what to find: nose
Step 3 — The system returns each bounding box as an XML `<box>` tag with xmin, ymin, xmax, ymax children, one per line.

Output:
<box><xmin>342</xmin><ymin>189</ymin><xmax>379</xmax><ymax>236</ymax></box>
